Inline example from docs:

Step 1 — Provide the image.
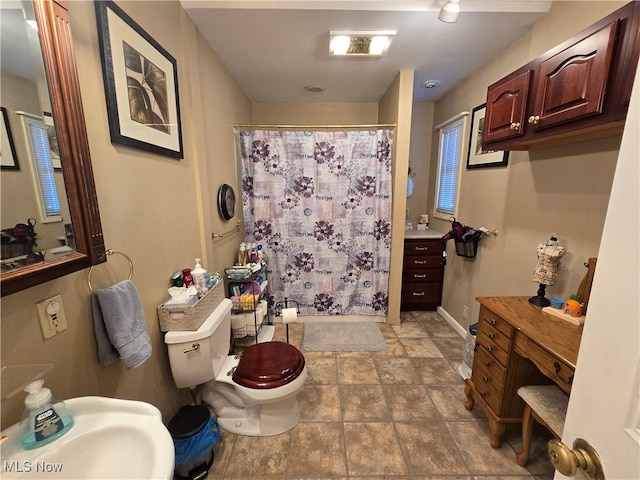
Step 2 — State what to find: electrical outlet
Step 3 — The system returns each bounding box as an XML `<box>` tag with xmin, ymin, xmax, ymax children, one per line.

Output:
<box><xmin>463</xmin><ymin>305</ymin><xmax>469</xmax><ymax>320</ymax></box>
<box><xmin>36</xmin><ymin>294</ymin><xmax>68</xmax><ymax>339</ymax></box>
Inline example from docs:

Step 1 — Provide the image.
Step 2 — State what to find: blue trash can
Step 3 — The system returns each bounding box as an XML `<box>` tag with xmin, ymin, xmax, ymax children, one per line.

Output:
<box><xmin>168</xmin><ymin>405</ymin><xmax>221</xmax><ymax>480</ymax></box>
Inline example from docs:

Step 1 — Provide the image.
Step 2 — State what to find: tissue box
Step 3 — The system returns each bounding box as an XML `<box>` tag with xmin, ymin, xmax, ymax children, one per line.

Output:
<box><xmin>157</xmin><ymin>281</ymin><xmax>225</xmax><ymax>332</ymax></box>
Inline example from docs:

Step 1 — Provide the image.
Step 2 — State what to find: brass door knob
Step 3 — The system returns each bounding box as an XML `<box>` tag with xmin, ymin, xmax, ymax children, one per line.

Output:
<box><xmin>509</xmin><ymin>122</ymin><xmax>521</xmax><ymax>130</ymax></box>
<box><xmin>528</xmin><ymin>115</ymin><xmax>540</xmax><ymax>124</ymax></box>
<box><xmin>547</xmin><ymin>438</ymin><xmax>605</xmax><ymax>480</ymax></box>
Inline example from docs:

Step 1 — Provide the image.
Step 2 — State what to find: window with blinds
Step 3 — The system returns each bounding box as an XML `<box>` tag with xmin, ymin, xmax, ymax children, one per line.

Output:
<box><xmin>18</xmin><ymin>113</ymin><xmax>62</xmax><ymax>223</ymax></box>
<box><xmin>434</xmin><ymin>114</ymin><xmax>466</xmax><ymax>219</ymax></box>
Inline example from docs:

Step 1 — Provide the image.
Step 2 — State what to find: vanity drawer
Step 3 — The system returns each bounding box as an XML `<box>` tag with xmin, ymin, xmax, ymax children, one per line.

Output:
<box><xmin>477</xmin><ymin>331</ymin><xmax>509</xmax><ymax>367</ymax></box>
<box><xmin>479</xmin><ymin>322</ymin><xmax>511</xmax><ymax>352</ymax></box>
<box><xmin>514</xmin><ymin>332</ymin><xmax>575</xmax><ymax>394</ymax></box>
<box><xmin>403</xmin><ymin>256</ymin><xmax>443</xmax><ymax>270</ymax></box>
<box><xmin>403</xmin><ymin>269</ymin><xmax>443</xmax><ymax>283</ymax></box>
<box><xmin>472</xmin><ymin>348</ymin><xmax>507</xmax><ymax>389</ymax></box>
<box><xmin>401</xmin><ymin>283</ymin><xmax>442</xmax><ymax>303</ymax></box>
<box><xmin>473</xmin><ymin>378</ymin><xmax>503</xmax><ymax>413</ymax></box>
<box><xmin>404</xmin><ymin>240</ymin><xmax>442</xmax><ymax>256</ymax></box>
<box><xmin>479</xmin><ymin>306</ymin><xmax>513</xmax><ymax>338</ymax></box>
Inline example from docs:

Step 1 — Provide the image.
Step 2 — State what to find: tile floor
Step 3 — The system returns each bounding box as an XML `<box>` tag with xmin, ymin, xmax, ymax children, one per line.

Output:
<box><xmin>206</xmin><ymin>311</ymin><xmax>556</xmax><ymax>479</ymax></box>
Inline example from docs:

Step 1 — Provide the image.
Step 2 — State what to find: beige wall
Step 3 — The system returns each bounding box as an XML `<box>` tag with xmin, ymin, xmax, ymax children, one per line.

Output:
<box><xmin>252</xmin><ymin>102</ymin><xmax>378</xmax><ymax>125</ymax></box>
<box><xmin>379</xmin><ymin>69</ymin><xmax>414</xmax><ymax>324</ymax></box>
<box><xmin>1</xmin><ymin>0</ymin><xmax>251</xmax><ymax>429</ymax></box>
<box><xmin>406</xmin><ymin>102</ymin><xmax>434</xmax><ymax>221</ymax></box>
<box><xmin>427</xmin><ymin>1</ymin><xmax>625</xmax><ymax>330</ymax></box>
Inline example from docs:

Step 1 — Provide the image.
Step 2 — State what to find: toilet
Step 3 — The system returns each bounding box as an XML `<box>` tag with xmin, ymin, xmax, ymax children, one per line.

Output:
<box><xmin>164</xmin><ymin>299</ymin><xmax>307</xmax><ymax>436</ymax></box>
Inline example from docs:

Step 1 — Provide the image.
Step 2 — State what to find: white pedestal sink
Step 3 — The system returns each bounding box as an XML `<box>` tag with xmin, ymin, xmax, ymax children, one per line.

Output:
<box><xmin>0</xmin><ymin>396</ymin><xmax>174</xmax><ymax>479</ymax></box>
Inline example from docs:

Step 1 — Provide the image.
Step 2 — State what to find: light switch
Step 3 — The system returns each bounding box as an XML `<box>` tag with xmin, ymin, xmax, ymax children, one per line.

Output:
<box><xmin>36</xmin><ymin>294</ymin><xmax>68</xmax><ymax>339</ymax></box>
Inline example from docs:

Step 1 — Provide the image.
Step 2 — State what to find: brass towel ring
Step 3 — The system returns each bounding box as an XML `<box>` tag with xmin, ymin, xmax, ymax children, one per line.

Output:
<box><xmin>87</xmin><ymin>249</ymin><xmax>134</xmax><ymax>294</ymax></box>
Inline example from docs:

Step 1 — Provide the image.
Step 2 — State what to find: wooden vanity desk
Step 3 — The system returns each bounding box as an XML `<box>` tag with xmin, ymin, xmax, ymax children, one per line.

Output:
<box><xmin>463</xmin><ymin>296</ymin><xmax>583</xmax><ymax>448</ymax></box>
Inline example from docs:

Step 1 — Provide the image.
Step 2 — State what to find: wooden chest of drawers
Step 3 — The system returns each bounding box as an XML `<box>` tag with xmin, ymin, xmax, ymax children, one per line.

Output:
<box><xmin>401</xmin><ymin>239</ymin><xmax>444</xmax><ymax>311</ymax></box>
<box><xmin>464</xmin><ymin>297</ymin><xmax>582</xmax><ymax>448</ymax></box>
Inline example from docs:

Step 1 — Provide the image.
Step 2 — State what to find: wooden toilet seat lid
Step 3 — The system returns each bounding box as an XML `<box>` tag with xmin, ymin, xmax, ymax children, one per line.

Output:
<box><xmin>233</xmin><ymin>341</ymin><xmax>305</xmax><ymax>389</ymax></box>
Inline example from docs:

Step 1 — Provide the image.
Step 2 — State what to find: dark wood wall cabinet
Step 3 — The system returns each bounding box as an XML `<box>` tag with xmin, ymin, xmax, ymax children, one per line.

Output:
<box><xmin>401</xmin><ymin>239</ymin><xmax>444</xmax><ymax>311</ymax></box>
<box><xmin>483</xmin><ymin>2</ymin><xmax>640</xmax><ymax>150</ymax></box>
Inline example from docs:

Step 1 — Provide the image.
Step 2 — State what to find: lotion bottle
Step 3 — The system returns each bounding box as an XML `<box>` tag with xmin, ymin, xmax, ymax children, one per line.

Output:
<box><xmin>20</xmin><ymin>380</ymin><xmax>74</xmax><ymax>449</ymax></box>
<box><xmin>192</xmin><ymin>258</ymin><xmax>208</xmax><ymax>295</ymax></box>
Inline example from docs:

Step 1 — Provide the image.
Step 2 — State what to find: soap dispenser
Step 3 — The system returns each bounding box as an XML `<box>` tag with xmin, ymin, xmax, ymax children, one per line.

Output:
<box><xmin>192</xmin><ymin>258</ymin><xmax>208</xmax><ymax>295</ymax></box>
<box><xmin>20</xmin><ymin>380</ymin><xmax>74</xmax><ymax>449</ymax></box>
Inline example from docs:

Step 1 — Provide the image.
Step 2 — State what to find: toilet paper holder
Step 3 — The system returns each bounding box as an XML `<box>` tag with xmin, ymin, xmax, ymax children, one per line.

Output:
<box><xmin>274</xmin><ymin>298</ymin><xmax>300</xmax><ymax>344</ymax></box>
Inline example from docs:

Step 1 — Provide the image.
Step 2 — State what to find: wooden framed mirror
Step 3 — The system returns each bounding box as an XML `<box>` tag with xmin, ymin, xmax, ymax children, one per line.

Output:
<box><xmin>0</xmin><ymin>0</ymin><xmax>105</xmax><ymax>297</ymax></box>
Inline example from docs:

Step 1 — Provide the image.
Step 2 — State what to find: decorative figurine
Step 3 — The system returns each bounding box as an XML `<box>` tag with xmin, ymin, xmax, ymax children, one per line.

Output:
<box><xmin>529</xmin><ymin>234</ymin><xmax>566</xmax><ymax>307</ymax></box>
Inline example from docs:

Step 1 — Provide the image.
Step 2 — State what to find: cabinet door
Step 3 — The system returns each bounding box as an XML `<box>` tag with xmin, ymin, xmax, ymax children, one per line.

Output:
<box><xmin>530</xmin><ymin>19</ymin><xmax>619</xmax><ymax>131</ymax></box>
<box><xmin>484</xmin><ymin>70</ymin><xmax>532</xmax><ymax>144</ymax></box>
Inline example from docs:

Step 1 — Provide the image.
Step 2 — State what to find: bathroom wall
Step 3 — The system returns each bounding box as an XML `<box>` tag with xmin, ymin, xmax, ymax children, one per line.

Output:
<box><xmin>425</xmin><ymin>1</ymin><xmax>626</xmax><ymax>330</ymax></box>
<box><xmin>1</xmin><ymin>0</ymin><xmax>252</xmax><ymax>429</ymax></box>
<box><xmin>406</xmin><ymin>102</ymin><xmax>435</xmax><ymax>222</ymax></box>
<box><xmin>378</xmin><ymin>70</ymin><xmax>415</xmax><ymax>324</ymax></box>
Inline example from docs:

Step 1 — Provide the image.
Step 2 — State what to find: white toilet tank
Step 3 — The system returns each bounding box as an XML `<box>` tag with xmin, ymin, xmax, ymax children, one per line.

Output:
<box><xmin>164</xmin><ymin>299</ymin><xmax>232</xmax><ymax>389</ymax></box>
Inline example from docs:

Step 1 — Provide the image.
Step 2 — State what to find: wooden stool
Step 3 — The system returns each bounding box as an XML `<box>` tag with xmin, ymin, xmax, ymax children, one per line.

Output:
<box><xmin>516</xmin><ymin>385</ymin><xmax>569</xmax><ymax>466</ymax></box>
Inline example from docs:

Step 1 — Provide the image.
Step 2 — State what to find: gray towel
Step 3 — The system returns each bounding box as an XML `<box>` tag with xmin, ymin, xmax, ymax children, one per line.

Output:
<box><xmin>92</xmin><ymin>280</ymin><xmax>152</xmax><ymax>369</ymax></box>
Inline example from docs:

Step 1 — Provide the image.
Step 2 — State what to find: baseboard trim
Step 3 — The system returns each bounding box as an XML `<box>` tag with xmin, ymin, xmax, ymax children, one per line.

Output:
<box><xmin>437</xmin><ymin>306</ymin><xmax>467</xmax><ymax>338</ymax></box>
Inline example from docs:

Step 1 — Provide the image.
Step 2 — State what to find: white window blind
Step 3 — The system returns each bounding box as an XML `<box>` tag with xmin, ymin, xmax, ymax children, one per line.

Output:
<box><xmin>28</xmin><ymin>121</ymin><xmax>61</xmax><ymax>217</ymax></box>
<box><xmin>17</xmin><ymin>112</ymin><xmax>62</xmax><ymax>223</ymax></box>
<box><xmin>434</xmin><ymin>114</ymin><xmax>466</xmax><ymax>218</ymax></box>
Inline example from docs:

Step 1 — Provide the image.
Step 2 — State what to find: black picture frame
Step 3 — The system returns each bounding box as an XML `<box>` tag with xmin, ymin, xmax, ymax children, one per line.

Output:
<box><xmin>1</xmin><ymin>107</ymin><xmax>20</xmax><ymax>170</ymax></box>
<box><xmin>466</xmin><ymin>103</ymin><xmax>509</xmax><ymax>169</ymax></box>
<box><xmin>95</xmin><ymin>1</ymin><xmax>183</xmax><ymax>159</ymax></box>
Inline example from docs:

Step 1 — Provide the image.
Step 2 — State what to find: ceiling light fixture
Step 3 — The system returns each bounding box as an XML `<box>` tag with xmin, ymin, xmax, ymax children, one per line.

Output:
<box><xmin>329</xmin><ymin>30</ymin><xmax>396</xmax><ymax>56</ymax></box>
<box><xmin>438</xmin><ymin>0</ymin><xmax>461</xmax><ymax>23</ymax></box>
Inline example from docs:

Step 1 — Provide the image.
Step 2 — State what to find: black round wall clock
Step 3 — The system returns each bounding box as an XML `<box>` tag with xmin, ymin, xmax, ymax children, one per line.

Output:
<box><xmin>217</xmin><ymin>184</ymin><xmax>236</xmax><ymax>220</ymax></box>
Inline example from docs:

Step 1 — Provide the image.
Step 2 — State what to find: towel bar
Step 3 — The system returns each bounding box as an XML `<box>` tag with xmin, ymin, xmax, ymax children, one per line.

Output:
<box><xmin>87</xmin><ymin>249</ymin><xmax>134</xmax><ymax>293</ymax></box>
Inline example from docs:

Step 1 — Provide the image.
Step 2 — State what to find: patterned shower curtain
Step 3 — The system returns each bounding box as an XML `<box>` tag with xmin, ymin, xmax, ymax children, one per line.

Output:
<box><xmin>237</xmin><ymin>128</ymin><xmax>393</xmax><ymax>316</ymax></box>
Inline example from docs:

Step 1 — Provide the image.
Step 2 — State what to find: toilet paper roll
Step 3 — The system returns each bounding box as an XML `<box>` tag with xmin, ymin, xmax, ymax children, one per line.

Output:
<box><xmin>231</xmin><ymin>314</ymin><xmax>246</xmax><ymax>330</ymax></box>
<box><xmin>281</xmin><ymin>307</ymin><xmax>298</xmax><ymax>324</ymax></box>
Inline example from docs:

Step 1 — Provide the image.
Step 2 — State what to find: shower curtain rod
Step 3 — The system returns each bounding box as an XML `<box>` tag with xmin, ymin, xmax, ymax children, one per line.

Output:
<box><xmin>232</xmin><ymin>123</ymin><xmax>396</xmax><ymax>130</ymax></box>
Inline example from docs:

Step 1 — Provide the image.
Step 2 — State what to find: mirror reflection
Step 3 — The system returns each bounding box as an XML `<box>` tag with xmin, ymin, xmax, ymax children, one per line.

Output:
<box><xmin>0</xmin><ymin>1</ymin><xmax>76</xmax><ymax>274</ymax></box>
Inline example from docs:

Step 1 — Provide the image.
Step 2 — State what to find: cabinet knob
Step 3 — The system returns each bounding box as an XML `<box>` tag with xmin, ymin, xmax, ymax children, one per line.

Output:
<box><xmin>509</xmin><ymin>122</ymin><xmax>520</xmax><ymax>130</ymax></box>
<box><xmin>528</xmin><ymin>115</ymin><xmax>540</xmax><ymax>124</ymax></box>
<box><xmin>479</xmin><ymin>390</ymin><xmax>487</xmax><ymax>398</ymax></box>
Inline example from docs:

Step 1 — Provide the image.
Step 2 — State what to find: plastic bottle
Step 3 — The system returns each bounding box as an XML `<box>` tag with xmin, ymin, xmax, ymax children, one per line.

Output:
<box><xmin>20</xmin><ymin>380</ymin><xmax>74</xmax><ymax>449</ymax></box>
<box><xmin>192</xmin><ymin>258</ymin><xmax>207</xmax><ymax>295</ymax></box>
<box><xmin>237</xmin><ymin>243</ymin><xmax>247</xmax><ymax>265</ymax></box>
<box><xmin>182</xmin><ymin>268</ymin><xmax>193</xmax><ymax>287</ymax></box>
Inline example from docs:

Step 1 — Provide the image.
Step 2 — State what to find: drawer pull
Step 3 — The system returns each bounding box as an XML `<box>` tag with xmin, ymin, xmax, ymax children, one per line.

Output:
<box><xmin>484</xmin><ymin>360</ymin><xmax>491</xmax><ymax>367</ymax></box>
<box><xmin>489</xmin><ymin>318</ymin><xmax>497</xmax><ymax>325</ymax></box>
<box><xmin>413</xmin><ymin>274</ymin><xmax>427</xmax><ymax>279</ymax></box>
<box><xmin>485</xmin><ymin>345</ymin><xmax>493</xmax><ymax>352</ymax></box>
<box><xmin>488</xmin><ymin>333</ymin><xmax>495</xmax><ymax>339</ymax></box>
<box><xmin>415</xmin><ymin>246</ymin><xmax>428</xmax><ymax>251</ymax></box>
<box><xmin>414</xmin><ymin>260</ymin><xmax>427</xmax><ymax>265</ymax></box>
<box><xmin>479</xmin><ymin>390</ymin><xmax>487</xmax><ymax>398</ymax></box>
<box><xmin>482</xmin><ymin>376</ymin><xmax>489</xmax><ymax>382</ymax></box>
<box><xmin>554</xmin><ymin>362</ymin><xmax>575</xmax><ymax>385</ymax></box>
<box><xmin>412</xmin><ymin>292</ymin><xmax>425</xmax><ymax>296</ymax></box>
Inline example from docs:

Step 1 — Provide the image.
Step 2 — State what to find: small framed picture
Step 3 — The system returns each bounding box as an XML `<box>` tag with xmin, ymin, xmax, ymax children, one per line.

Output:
<box><xmin>95</xmin><ymin>1</ymin><xmax>183</xmax><ymax>159</ymax></box>
<box><xmin>466</xmin><ymin>103</ymin><xmax>509</xmax><ymax>169</ymax></box>
<box><xmin>1</xmin><ymin>106</ymin><xmax>20</xmax><ymax>170</ymax></box>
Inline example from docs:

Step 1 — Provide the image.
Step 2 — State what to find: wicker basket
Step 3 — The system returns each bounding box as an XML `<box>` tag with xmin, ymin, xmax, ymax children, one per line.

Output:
<box><xmin>157</xmin><ymin>281</ymin><xmax>225</xmax><ymax>332</ymax></box>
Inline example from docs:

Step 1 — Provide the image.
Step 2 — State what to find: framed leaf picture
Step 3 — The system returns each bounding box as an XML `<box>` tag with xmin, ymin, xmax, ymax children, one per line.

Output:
<box><xmin>95</xmin><ymin>1</ymin><xmax>183</xmax><ymax>159</ymax></box>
